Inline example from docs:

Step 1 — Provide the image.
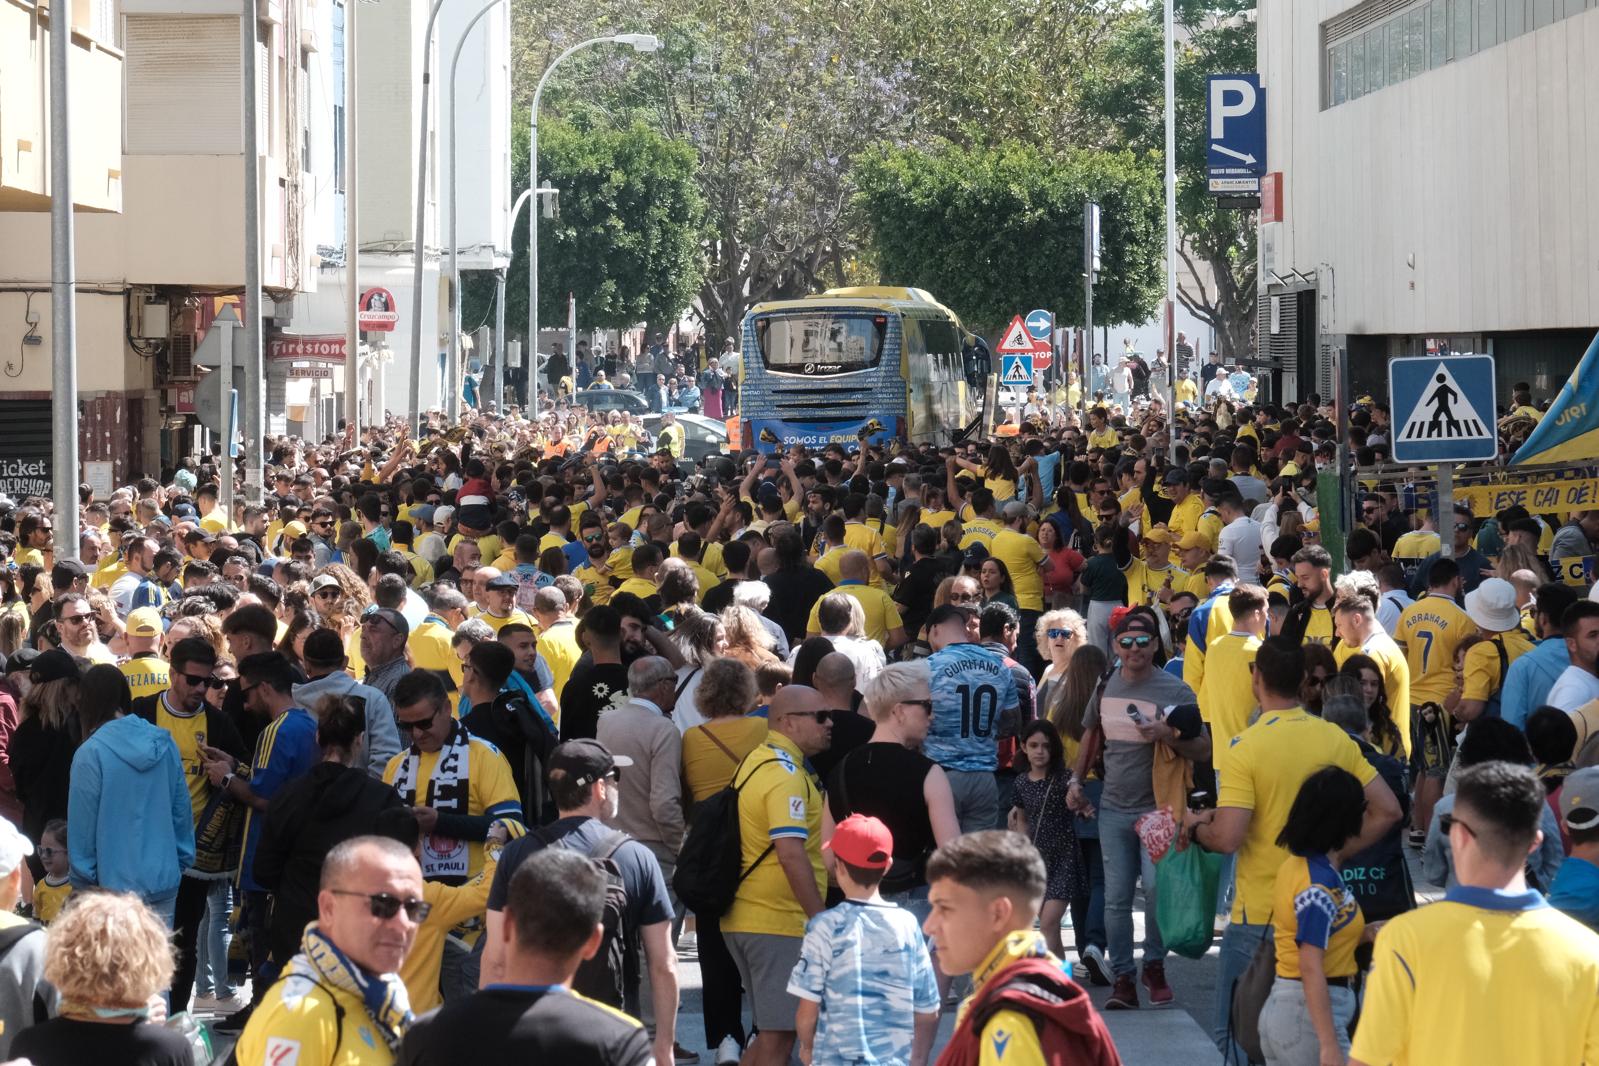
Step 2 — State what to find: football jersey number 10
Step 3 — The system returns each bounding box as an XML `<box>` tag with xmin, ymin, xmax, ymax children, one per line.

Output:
<box><xmin>956</xmin><ymin>683</ymin><xmax>999</xmax><ymax>738</ymax></box>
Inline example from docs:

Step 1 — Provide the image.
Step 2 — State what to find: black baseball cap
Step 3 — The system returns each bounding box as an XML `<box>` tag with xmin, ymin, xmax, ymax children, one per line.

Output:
<box><xmin>926</xmin><ymin>603</ymin><xmax>977</xmax><ymax>630</ymax></box>
<box><xmin>547</xmin><ymin>739</ymin><xmax>633</xmax><ymax>792</ymax></box>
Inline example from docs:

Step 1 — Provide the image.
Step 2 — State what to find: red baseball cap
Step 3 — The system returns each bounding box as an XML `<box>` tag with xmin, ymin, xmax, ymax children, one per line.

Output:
<box><xmin>825</xmin><ymin>814</ymin><xmax>894</xmax><ymax>870</ymax></box>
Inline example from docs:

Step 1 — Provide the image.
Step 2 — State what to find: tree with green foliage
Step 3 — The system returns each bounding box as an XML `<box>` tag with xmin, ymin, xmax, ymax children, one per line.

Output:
<box><xmin>508</xmin><ymin>0</ymin><xmax>1156</xmax><ymax>340</ymax></box>
<box><xmin>1079</xmin><ymin>0</ymin><xmax>1258</xmax><ymax>361</ymax></box>
<box><xmin>854</xmin><ymin>141</ymin><xmax>1165</xmax><ymax>336</ymax></box>
<box><xmin>462</xmin><ymin>117</ymin><xmax>705</xmax><ymax>340</ymax></box>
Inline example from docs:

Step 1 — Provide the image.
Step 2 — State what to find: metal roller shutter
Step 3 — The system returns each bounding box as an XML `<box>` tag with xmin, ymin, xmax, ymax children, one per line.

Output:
<box><xmin>124</xmin><ymin>15</ymin><xmax>243</xmax><ymax>155</ymax></box>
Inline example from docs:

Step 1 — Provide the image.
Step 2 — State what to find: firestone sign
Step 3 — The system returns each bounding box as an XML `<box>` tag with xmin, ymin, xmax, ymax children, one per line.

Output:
<box><xmin>268</xmin><ymin>336</ymin><xmax>347</xmax><ymax>361</ymax></box>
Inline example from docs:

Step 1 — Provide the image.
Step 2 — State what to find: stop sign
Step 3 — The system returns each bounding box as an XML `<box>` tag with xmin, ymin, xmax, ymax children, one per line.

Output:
<box><xmin>1032</xmin><ymin>340</ymin><xmax>1053</xmax><ymax>370</ymax></box>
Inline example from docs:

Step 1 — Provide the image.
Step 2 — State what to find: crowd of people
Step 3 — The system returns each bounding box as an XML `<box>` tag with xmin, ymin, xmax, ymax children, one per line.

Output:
<box><xmin>0</xmin><ymin>375</ymin><xmax>1594</xmax><ymax>1066</ymax></box>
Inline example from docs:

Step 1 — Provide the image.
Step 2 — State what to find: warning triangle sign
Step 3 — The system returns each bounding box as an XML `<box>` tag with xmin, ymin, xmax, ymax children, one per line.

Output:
<box><xmin>996</xmin><ymin>316</ymin><xmax>1035</xmax><ymax>354</ymax></box>
<box><xmin>1002</xmin><ymin>357</ymin><xmax>1032</xmax><ymax>384</ymax></box>
<box><xmin>1397</xmin><ymin>362</ymin><xmax>1491</xmax><ymax>443</ymax></box>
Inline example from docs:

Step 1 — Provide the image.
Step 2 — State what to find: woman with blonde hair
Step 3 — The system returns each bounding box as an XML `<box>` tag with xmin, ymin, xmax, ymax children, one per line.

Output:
<box><xmin>720</xmin><ymin>605</ymin><xmax>777</xmax><ymax>670</ymax></box>
<box><xmin>670</xmin><ymin>608</ymin><xmax>728</xmax><ymax>732</ymax></box>
<box><xmin>10</xmin><ymin>891</ymin><xmax>190</xmax><ymax>1064</ymax></box>
<box><xmin>163</xmin><ymin>613</ymin><xmax>226</xmax><ymax>663</ymax></box>
<box><xmin>1496</xmin><ymin>542</ymin><xmax>1549</xmax><ymax>586</ymax></box>
<box><xmin>1036</xmin><ymin>609</ymin><xmax>1088</xmax><ymax>710</ymax></box>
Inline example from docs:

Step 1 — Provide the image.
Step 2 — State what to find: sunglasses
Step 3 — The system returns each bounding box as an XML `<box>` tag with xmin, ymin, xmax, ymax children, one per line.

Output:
<box><xmin>1046</xmin><ymin>628</ymin><xmax>1075</xmax><ymax>639</ymax></box>
<box><xmin>948</xmin><ymin>593</ymin><xmax>980</xmax><ymax>604</ymax></box>
<box><xmin>180</xmin><ymin>673</ymin><xmax>214</xmax><ymax>688</ymax></box>
<box><xmin>60</xmin><ymin>614</ymin><xmax>92</xmax><ymax>624</ymax></box>
<box><xmin>1306</xmin><ymin>673</ymin><xmax>1330</xmax><ymax>686</ymax></box>
<box><xmin>328</xmin><ymin>889</ymin><xmax>432</xmax><ymax>922</ymax></box>
<box><xmin>1116</xmin><ymin>634</ymin><xmax>1155</xmax><ymax>649</ymax></box>
<box><xmin>38</xmin><ymin>847</ymin><xmax>61</xmax><ymax>859</ymax></box>
<box><xmin>396</xmin><ymin>708</ymin><xmax>442</xmax><ymax>734</ymax></box>
<box><xmin>900</xmin><ymin>699</ymin><xmax>933</xmax><ymax>712</ymax></box>
<box><xmin>314</xmin><ymin>588</ymin><xmax>340</xmax><ymax>599</ymax></box>
<box><xmin>784</xmin><ymin>710</ymin><xmax>834</xmax><ymax>724</ymax></box>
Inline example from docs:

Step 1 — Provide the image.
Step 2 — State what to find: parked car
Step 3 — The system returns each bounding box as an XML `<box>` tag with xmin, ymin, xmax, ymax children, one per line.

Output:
<box><xmin>641</xmin><ymin>413</ymin><xmax>731</xmax><ymax>463</ymax></box>
<box><xmin>570</xmin><ymin>388</ymin><xmax>649</xmax><ymax>415</ymax></box>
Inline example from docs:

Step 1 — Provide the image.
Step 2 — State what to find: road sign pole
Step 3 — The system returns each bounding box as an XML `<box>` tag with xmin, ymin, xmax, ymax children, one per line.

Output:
<box><xmin>1084</xmin><ymin>201</ymin><xmax>1098</xmax><ymax>401</ymax></box>
<box><xmin>1437</xmin><ymin>463</ymin><xmax>1454</xmax><ymax>560</ymax></box>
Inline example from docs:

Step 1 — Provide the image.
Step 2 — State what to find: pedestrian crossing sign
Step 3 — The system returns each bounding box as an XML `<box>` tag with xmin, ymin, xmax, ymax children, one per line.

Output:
<box><xmin>1001</xmin><ymin>354</ymin><xmax>1033</xmax><ymax>385</ymax></box>
<box><xmin>1388</xmin><ymin>354</ymin><xmax>1497</xmax><ymax>463</ymax></box>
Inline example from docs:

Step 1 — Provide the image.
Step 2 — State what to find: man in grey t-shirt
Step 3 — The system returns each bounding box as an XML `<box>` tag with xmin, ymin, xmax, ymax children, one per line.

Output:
<box><xmin>1069</xmin><ymin>611</ymin><xmax>1208</xmax><ymax>1009</ymax></box>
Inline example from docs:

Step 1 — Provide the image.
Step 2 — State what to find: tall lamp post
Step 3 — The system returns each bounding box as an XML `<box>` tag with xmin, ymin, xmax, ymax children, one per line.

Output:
<box><xmin>527</xmin><ymin>33</ymin><xmax>658</xmax><ymax>419</ymax></box>
<box><xmin>446</xmin><ymin>0</ymin><xmax>506</xmax><ymax>422</ymax></box>
<box><xmin>1163</xmin><ymin>0</ymin><xmax>1179</xmax><ymax>461</ymax></box>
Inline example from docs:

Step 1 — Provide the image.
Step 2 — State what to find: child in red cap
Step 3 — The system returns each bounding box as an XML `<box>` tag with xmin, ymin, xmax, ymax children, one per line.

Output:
<box><xmin>787</xmin><ymin>814</ymin><xmax>939</xmax><ymax>1066</ymax></box>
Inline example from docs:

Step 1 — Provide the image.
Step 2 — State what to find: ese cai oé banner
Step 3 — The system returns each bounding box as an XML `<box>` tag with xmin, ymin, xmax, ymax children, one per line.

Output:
<box><xmin>1453</xmin><ymin>477</ymin><xmax>1599</xmax><ymax>517</ymax></box>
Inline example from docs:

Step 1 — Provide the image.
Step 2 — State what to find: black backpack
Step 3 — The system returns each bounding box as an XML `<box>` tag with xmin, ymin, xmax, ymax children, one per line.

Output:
<box><xmin>673</xmin><ymin>756</ymin><xmax>780</xmax><ymax>918</ymax></box>
<box><xmin>536</xmin><ymin>824</ymin><xmax>631</xmax><ymax>1008</ymax></box>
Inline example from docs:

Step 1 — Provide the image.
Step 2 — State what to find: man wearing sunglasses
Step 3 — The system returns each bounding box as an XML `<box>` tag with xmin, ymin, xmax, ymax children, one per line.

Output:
<box><xmin>130</xmin><ymin>636</ymin><xmax>248</xmax><ymax>1013</ymax></box>
<box><xmin>240</xmin><ymin>836</ymin><xmax>427</xmax><ymax>1066</ymax></box>
<box><xmin>484</xmin><ymin>739</ymin><xmax>680</xmax><ymax>1066</ymax></box>
<box><xmin>1349</xmin><ymin>763</ymin><xmax>1599</xmax><ymax>1066</ymax></box>
<box><xmin>720</xmin><ymin>685</ymin><xmax>832</xmax><ymax>1066</ymax></box>
<box><xmin>201</xmin><ymin>652</ymin><xmax>321</xmax><ymax>1031</ymax></box>
<box><xmin>1068</xmin><ymin>611</ymin><xmax>1206</xmax><ymax>1010</ymax></box>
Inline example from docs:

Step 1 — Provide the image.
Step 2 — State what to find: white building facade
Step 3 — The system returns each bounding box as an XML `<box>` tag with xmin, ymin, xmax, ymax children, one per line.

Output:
<box><xmin>1257</xmin><ymin>0</ymin><xmax>1599</xmax><ymax>403</ymax></box>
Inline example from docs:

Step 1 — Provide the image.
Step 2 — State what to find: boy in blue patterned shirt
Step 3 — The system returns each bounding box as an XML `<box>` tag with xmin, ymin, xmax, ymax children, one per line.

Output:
<box><xmin>788</xmin><ymin>814</ymin><xmax>940</xmax><ymax>1066</ymax></box>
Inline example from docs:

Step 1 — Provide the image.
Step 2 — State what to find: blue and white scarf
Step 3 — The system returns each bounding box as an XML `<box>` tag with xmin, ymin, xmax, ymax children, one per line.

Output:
<box><xmin>290</xmin><ymin>923</ymin><xmax>413</xmax><ymax>1053</ymax></box>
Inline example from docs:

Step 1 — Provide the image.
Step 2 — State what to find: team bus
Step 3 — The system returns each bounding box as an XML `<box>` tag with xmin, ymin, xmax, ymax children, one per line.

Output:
<box><xmin>738</xmin><ymin>286</ymin><xmax>976</xmax><ymax>453</ymax></box>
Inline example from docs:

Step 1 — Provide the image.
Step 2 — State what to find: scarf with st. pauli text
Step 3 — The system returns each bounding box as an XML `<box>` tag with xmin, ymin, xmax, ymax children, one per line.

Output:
<box><xmin>288</xmin><ymin>923</ymin><xmax>413</xmax><ymax>1054</ymax></box>
<box><xmin>392</xmin><ymin>718</ymin><xmax>472</xmax><ymax>879</ymax></box>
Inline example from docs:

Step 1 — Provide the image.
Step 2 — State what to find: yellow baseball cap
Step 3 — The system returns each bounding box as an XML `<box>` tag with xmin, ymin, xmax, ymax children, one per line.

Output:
<box><xmin>1177</xmin><ymin>532</ymin><xmax>1210</xmax><ymax>551</ymax></box>
<box><xmin>1142</xmin><ymin>524</ymin><xmax>1174</xmax><ymax>545</ymax></box>
<box><xmin>125</xmin><ymin>607</ymin><xmax>163</xmax><ymax>639</ymax></box>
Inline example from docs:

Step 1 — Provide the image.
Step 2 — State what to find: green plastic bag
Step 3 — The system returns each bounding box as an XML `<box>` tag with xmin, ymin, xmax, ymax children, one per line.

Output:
<box><xmin>1155</xmin><ymin>844</ymin><xmax>1223</xmax><ymax>959</ymax></box>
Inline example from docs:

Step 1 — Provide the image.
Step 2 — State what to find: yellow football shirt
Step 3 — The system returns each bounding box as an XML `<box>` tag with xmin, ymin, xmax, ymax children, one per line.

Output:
<box><xmin>1335</xmin><ymin>632</ymin><xmax>1413</xmax><ymax>755</ymax></box>
<box><xmin>536</xmin><ymin>620</ymin><xmax>583</xmax><ymax>703</ymax></box>
<box><xmin>614</xmin><ymin>576</ymin><xmax>658</xmax><ymax>601</ymax></box>
<box><xmin>806</xmin><ymin>582</ymin><xmax>903</xmax><ymax>644</ymax></box>
<box><xmin>32</xmin><ymin>876</ymin><xmax>71</xmax><ymax>924</ymax></box>
<box><xmin>382</xmin><ymin>738</ymin><xmax>521</xmax><ymax>882</ymax></box>
<box><xmin>1217</xmin><ymin>707</ymin><xmax>1376</xmax><ymax>925</ymax></box>
<box><xmin>1199</xmin><ymin>632</ymin><xmax>1260</xmax><ymax>744</ymax></box>
<box><xmin>156</xmin><ymin>700</ymin><xmax>210</xmax><ymax>823</ymax></box>
<box><xmin>119</xmin><ymin>654</ymin><xmax>171</xmax><ymax>703</ymax></box>
<box><xmin>1350</xmin><ymin>893</ymin><xmax>1599</xmax><ymax>1066</ymax></box>
<box><xmin>722</xmin><ymin>733</ymin><xmax>825</xmax><ymax>939</ymax></box>
<box><xmin>1462</xmin><ymin>629</ymin><xmax>1535</xmax><ymax>711</ymax></box>
<box><xmin>989</xmin><ymin>529</ymin><xmax>1046</xmax><ymax>612</ymax></box>
<box><xmin>478</xmin><ymin>608</ymin><xmax>534</xmax><ymax>634</ymax></box>
<box><xmin>1396</xmin><ymin>594</ymin><xmax>1474</xmax><ymax>705</ymax></box>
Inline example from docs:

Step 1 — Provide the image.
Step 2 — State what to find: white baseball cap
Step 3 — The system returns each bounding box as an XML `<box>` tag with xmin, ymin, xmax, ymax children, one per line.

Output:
<box><xmin>0</xmin><ymin>816</ymin><xmax>34</xmax><ymax>877</ymax></box>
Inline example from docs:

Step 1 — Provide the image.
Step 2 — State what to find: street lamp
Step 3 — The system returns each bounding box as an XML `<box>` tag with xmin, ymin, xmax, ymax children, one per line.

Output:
<box><xmin>1163</xmin><ymin>0</ymin><xmax>1178</xmax><ymax>460</ymax></box>
<box><xmin>446</xmin><ymin>0</ymin><xmax>507</xmax><ymax>422</ymax></box>
<box><xmin>527</xmin><ymin>32</ymin><xmax>659</xmax><ymax>419</ymax></box>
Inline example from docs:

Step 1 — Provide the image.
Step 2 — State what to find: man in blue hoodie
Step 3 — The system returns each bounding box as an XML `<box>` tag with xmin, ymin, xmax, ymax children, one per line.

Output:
<box><xmin>67</xmin><ymin>665</ymin><xmax>195</xmax><ymax>927</ymax></box>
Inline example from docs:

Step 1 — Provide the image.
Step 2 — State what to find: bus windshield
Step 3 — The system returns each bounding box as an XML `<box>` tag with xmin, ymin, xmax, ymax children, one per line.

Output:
<box><xmin>755</xmin><ymin>313</ymin><xmax>886</xmax><ymax>375</ymax></box>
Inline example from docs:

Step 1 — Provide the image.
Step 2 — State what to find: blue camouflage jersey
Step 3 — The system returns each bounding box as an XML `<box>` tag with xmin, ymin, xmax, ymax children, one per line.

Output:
<box><xmin>925</xmin><ymin>642</ymin><xmax>1020</xmax><ymax>772</ymax></box>
<box><xmin>787</xmin><ymin>899</ymin><xmax>939</xmax><ymax>1065</ymax></box>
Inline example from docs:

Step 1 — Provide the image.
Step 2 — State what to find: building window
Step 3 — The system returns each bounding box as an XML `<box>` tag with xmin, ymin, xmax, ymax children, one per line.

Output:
<box><xmin>1429</xmin><ymin>0</ymin><xmax>1447</xmax><ymax>67</ymax></box>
